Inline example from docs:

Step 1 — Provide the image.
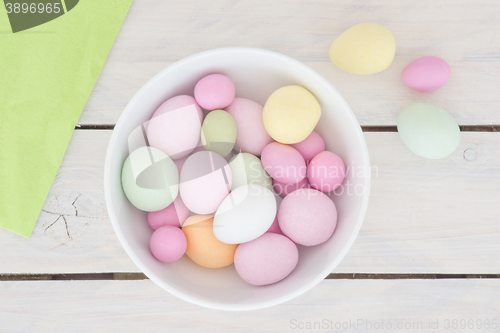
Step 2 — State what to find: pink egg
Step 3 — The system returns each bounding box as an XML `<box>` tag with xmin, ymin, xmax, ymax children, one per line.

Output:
<box><xmin>291</xmin><ymin>131</ymin><xmax>325</xmax><ymax>162</ymax></box>
<box><xmin>180</xmin><ymin>151</ymin><xmax>232</xmax><ymax>214</ymax></box>
<box><xmin>266</xmin><ymin>216</ymin><xmax>284</xmax><ymax>235</ymax></box>
<box><xmin>234</xmin><ymin>233</ymin><xmax>298</xmax><ymax>286</ymax></box>
<box><xmin>261</xmin><ymin>142</ymin><xmax>306</xmax><ymax>184</ymax></box>
<box><xmin>224</xmin><ymin>98</ymin><xmax>273</xmax><ymax>156</ymax></box>
<box><xmin>150</xmin><ymin>226</ymin><xmax>187</xmax><ymax>262</ymax></box>
<box><xmin>272</xmin><ymin>177</ymin><xmax>310</xmax><ymax>198</ymax></box>
<box><xmin>194</xmin><ymin>74</ymin><xmax>235</xmax><ymax>110</ymax></box>
<box><xmin>147</xmin><ymin>196</ymin><xmax>190</xmax><ymax>230</ymax></box>
<box><xmin>278</xmin><ymin>188</ymin><xmax>337</xmax><ymax>246</ymax></box>
<box><xmin>308</xmin><ymin>151</ymin><xmax>345</xmax><ymax>193</ymax></box>
<box><xmin>147</xmin><ymin>95</ymin><xmax>203</xmax><ymax>159</ymax></box>
<box><xmin>402</xmin><ymin>56</ymin><xmax>450</xmax><ymax>92</ymax></box>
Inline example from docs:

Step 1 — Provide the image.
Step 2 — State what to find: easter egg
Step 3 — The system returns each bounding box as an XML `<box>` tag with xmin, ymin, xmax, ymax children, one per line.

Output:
<box><xmin>234</xmin><ymin>233</ymin><xmax>298</xmax><ymax>286</ymax></box>
<box><xmin>182</xmin><ymin>215</ymin><xmax>238</xmax><ymax>268</ymax></box>
<box><xmin>228</xmin><ymin>153</ymin><xmax>272</xmax><ymax>191</ymax></box>
<box><xmin>261</xmin><ymin>142</ymin><xmax>306</xmax><ymax>184</ymax></box>
<box><xmin>272</xmin><ymin>177</ymin><xmax>310</xmax><ymax>198</ymax></box>
<box><xmin>266</xmin><ymin>216</ymin><xmax>284</xmax><ymax>235</ymax></box>
<box><xmin>121</xmin><ymin>146</ymin><xmax>179</xmax><ymax>212</ymax></box>
<box><xmin>402</xmin><ymin>56</ymin><xmax>450</xmax><ymax>92</ymax></box>
<box><xmin>263</xmin><ymin>85</ymin><xmax>321</xmax><ymax>144</ymax></box>
<box><xmin>278</xmin><ymin>188</ymin><xmax>337</xmax><ymax>246</ymax></box>
<box><xmin>224</xmin><ymin>98</ymin><xmax>273</xmax><ymax>156</ymax></box>
<box><xmin>180</xmin><ymin>151</ymin><xmax>232</xmax><ymax>214</ymax></box>
<box><xmin>308</xmin><ymin>151</ymin><xmax>346</xmax><ymax>193</ymax></box>
<box><xmin>329</xmin><ymin>22</ymin><xmax>396</xmax><ymax>75</ymax></box>
<box><xmin>150</xmin><ymin>226</ymin><xmax>187</xmax><ymax>263</ymax></box>
<box><xmin>291</xmin><ymin>131</ymin><xmax>325</xmax><ymax>162</ymax></box>
<box><xmin>201</xmin><ymin>110</ymin><xmax>237</xmax><ymax>157</ymax></box>
<box><xmin>397</xmin><ymin>102</ymin><xmax>460</xmax><ymax>159</ymax></box>
<box><xmin>147</xmin><ymin>196</ymin><xmax>190</xmax><ymax>230</ymax></box>
<box><xmin>194</xmin><ymin>74</ymin><xmax>235</xmax><ymax>110</ymax></box>
<box><xmin>213</xmin><ymin>184</ymin><xmax>277</xmax><ymax>244</ymax></box>
<box><xmin>147</xmin><ymin>95</ymin><xmax>203</xmax><ymax>159</ymax></box>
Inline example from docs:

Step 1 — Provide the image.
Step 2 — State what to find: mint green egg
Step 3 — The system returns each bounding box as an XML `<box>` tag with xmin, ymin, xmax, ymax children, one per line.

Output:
<box><xmin>201</xmin><ymin>110</ymin><xmax>237</xmax><ymax>157</ymax></box>
<box><xmin>228</xmin><ymin>153</ymin><xmax>272</xmax><ymax>191</ymax></box>
<box><xmin>397</xmin><ymin>102</ymin><xmax>460</xmax><ymax>159</ymax></box>
<box><xmin>121</xmin><ymin>146</ymin><xmax>179</xmax><ymax>212</ymax></box>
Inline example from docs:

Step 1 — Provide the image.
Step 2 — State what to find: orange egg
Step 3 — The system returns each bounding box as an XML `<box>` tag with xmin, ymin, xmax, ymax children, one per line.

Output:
<box><xmin>182</xmin><ymin>215</ymin><xmax>238</xmax><ymax>268</ymax></box>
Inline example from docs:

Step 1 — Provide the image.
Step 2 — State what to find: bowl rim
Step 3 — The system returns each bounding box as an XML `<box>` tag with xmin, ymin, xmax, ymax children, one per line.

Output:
<box><xmin>104</xmin><ymin>47</ymin><xmax>371</xmax><ymax>311</ymax></box>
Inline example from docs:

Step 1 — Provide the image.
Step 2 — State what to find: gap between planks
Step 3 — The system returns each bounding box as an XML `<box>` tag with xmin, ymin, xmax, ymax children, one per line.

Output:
<box><xmin>75</xmin><ymin>124</ymin><xmax>500</xmax><ymax>132</ymax></box>
<box><xmin>1</xmin><ymin>273</ymin><xmax>499</xmax><ymax>281</ymax></box>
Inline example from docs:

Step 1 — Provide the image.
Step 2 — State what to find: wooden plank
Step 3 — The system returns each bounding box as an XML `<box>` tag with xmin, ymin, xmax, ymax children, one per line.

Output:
<box><xmin>80</xmin><ymin>0</ymin><xmax>500</xmax><ymax>126</ymax></box>
<box><xmin>0</xmin><ymin>131</ymin><xmax>498</xmax><ymax>274</ymax></box>
<box><xmin>0</xmin><ymin>279</ymin><xmax>499</xmax><ymax>332</ymax></box>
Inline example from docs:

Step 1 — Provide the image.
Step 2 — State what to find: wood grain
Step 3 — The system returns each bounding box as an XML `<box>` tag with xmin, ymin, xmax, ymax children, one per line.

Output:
<box><xmin>0</xmin><ymin>130</ymin><xmax>498</xmax><ymax>274</ymax></box>
<box><xmin>0</xmin><ymin>279</ymin><xmax>499</xmax><ymax>332</ymax></box>
<box><xmin>79</xmin><ymin>0</ymin><xmax>500</xmax><ymax>126</ymax></box>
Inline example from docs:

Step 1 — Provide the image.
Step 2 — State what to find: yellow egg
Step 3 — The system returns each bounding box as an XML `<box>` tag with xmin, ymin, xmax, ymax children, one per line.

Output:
<box><xmin>329</xmin><ymin>22</ymin><xmax>396</xmax><ymax>75</ymax></box>
<box><xmin>182</xmin><ymin>215</ymin><xmax>238</xmax><ymax>268</ymax></box>
<box><xmin>263</xmin><ymin>85</ymin><xmax>321</xmax><ymax>144</ymax></box>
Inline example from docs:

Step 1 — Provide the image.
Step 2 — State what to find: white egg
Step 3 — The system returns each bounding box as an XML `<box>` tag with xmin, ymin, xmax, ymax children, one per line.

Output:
<box><xmin>213</xmin><ymin>184</ymin><xmax>276</xmax><ymax>244</ymax></box>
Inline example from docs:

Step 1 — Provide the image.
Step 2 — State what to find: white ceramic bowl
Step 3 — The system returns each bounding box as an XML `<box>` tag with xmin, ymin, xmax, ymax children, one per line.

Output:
<box><xmin>104</xmin><ymin>47</ymin><xmax>370</xmax><ymax>311</ymax></box>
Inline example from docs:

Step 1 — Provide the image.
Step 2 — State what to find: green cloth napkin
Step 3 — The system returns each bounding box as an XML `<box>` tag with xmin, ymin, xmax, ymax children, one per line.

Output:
<box><xmin>0</xmin><ymin>0</ymin><xmax>133</xmax><ymax>237</ymax></box>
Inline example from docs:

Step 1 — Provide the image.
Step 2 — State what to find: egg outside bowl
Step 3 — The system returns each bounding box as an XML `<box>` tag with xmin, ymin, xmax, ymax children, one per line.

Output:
<box><xmin>104</xmin><ymin>47</ymin><xmax>370</xmax><ymax>311</ymax></box>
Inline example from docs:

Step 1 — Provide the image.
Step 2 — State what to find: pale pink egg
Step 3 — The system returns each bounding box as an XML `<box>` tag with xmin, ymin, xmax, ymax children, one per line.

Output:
<box><xmin>147</xmin><ymin>196</ymin><xmax>190</xmax><ymax>230</ymax></box>
<box><xmin>402</xmin><ymin>56</ymin><xmax>450</xmax><ymax>92</ymax></box>
<box><xmin>291</xmin><ymin>131</ymin><xmax>325</xmax><ymax>162</ymax></box>
<box><xmin>150</xmin><ymin>226</ymin><xmax>187</xmax><ymax>262</ymax></box>
<box><xmin>261</xmin><ymin>142</ymin><xmax>306</xmax><ymax>184</ymax></box>
<box><xmin>278</xmin><ymin>188</ymin><xmax>337</xmax><ymax>246</ymax></box>
<box><xmin>234</xmin><ymin>233</ymin><xmax>298</xmax><ymax>286</ymax></box>
<box><xmin>194</xmin><ymin>74</ymin><xmax>235</xmax><ymax>110</ymax></box>
<box><xmin>180</xmin><ymin>151</ymin><xmax>232</xmax><ymax>214</ymax></box>
<box><xmin>147</xmin><ymin>95</ymin><xmax>203</xmax><ymax>159</ymax></box>
<box><xmin>308</xmin><ymin>151</ymin><xmax>345</xmax><ymax>193</ymax></box>
<box><xmin>224</xmin><ymin>98</ymin><xmax>273</xmax><ymax>156</ymax></box>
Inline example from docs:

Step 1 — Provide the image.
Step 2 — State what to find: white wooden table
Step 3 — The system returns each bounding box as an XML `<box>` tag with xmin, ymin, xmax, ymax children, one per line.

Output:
<box><xmin>1</xmin><ymin>1</ymin><xmax>499</xmax><ymax>331</ymax></box>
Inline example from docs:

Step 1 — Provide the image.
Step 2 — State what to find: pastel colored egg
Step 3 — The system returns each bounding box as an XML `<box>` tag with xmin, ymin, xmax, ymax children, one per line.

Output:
<box><xmin>228</xmin><ymin>153</ymin><xmax>272</xmax><ymax>191</ymax></box>
<box><xmin>266</xmin><ymin>216</ymin><xmax>284</xmax><ymax>235</ymax></box>
<box><xmin>263</xmin><ymin>85</ymin><xmax>321</xmax><ymax>144</ymax></box>
<box><xmin>291</xmin><ymin>131</ymin><xmax>325</xmax><ymax>162</ymax></box>
<box><xmin>150</xmin><ymin>226</ymin><xmax>187</xmax><ymax>263</ymax></box>
<box><xmin>180</xmin><ymin>151</ymin><xmax>232</xmax><ymax>214</ymax></box>
<box><xmin>234</xmin><ymin>233</ymin><xmax>298</xmax><ymax>286</ymax></box>
<box><xmin>194</xmin><ymin>74</ymin><xmax>235</xmax><ymax>110</ymax></box>
<box><xmin>147</xmin><ymin>196</ymin><xmax>190</xmax><ymax>230</ymax></box>
<box><xmin>201</xmin><ymin>110</ymin><xmax>237</xmax><ymax>157</ymax></box>
<box><xmin>397</xmin><ymin>102</ymin><xmax>460</xmax><ymax>159</ymax></box>
<box><xmin>272</xmin><ymin>177</ymin><xmax>310</xmax><ymax>198</ymax></box>
<box><xmin>308</xmin><ymin>151</ymin><xmax>346</xmax><ymax>193</ymax></box>
<box><xmin>182</xmin><ymin>215</ymin><xmax>238</xmax><ymax>268</ymax></box>
<box><xmin>278</xmin><ymin>188</ymin><xmax>337</xmax><ymax>246</ymax></box>
<box><xmin>214</xmin><ymin>184</ymin><xmax>277</xmax><ymax>244</ymax></box>
<box><xmin>147</xmin><ymin>95</ymin><xmax>203</xmax><ymax>159</ymax></box>
<box><xmin>224</xmin><ymin>98</ymin><xmax>273</xmax><ymax>156</ymax></box>
<box><xmin>402</xmin><ymin>56</ymin><xmax>450</xmax><ymax>92</ymax></box>
<box><xmin>329</xmin><ymin>22</ymin><xmax>396</xmax><ymax>75</ymax></box>
<box><xmin>261</xmin><ymin>142</ymin><xmax>306</xmax><ymax>184</ymax></box>
<box><xmin>121</xmin><ymin>146</ymin><xmax>179</xmax><ymax>212</ymax></box>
